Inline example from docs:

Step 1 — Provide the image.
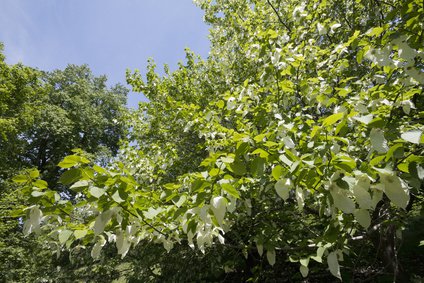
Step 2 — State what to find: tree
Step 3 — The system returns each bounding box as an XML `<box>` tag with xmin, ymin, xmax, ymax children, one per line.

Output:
<box><xmin>18</xmin><ymin>0</ymin><xmax>423</xmax><ymax>281</ymax></box>
<box><xmin>1</xmin><ymin>46</ymin><xmax>129</xmax><ymax>282</ymax></box>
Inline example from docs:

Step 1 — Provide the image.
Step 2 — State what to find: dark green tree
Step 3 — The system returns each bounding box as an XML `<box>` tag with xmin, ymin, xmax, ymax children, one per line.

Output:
<box><xmin>0</xmin><ymin>44</ymin><xmax>129</xmax><ymax>282</ymax></box>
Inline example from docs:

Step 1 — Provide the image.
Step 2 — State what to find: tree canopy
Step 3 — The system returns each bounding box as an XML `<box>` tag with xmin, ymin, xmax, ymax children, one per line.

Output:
<box><xmin>9</xmin><ymin>0</ymin><xmax>424</xmax><ymax>281</ymax></box>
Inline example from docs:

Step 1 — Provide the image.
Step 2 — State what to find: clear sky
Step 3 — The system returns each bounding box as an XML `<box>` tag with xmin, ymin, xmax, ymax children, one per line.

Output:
<box><xmin>0</xmin><ymin>0</ymin><xmax>210</xmax><ymax>108</ymax></box>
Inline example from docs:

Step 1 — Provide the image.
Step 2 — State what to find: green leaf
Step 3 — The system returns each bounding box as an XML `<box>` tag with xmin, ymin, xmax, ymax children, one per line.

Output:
<box><xmin>221</xmin><ymin>155</ymin><xmax>235</xmax><ymax>164</ymax></box>
<box><xmin>12</xmin><ymin>174</ymin><xmax>29</xmax><ymax>183</ymax></box>
<box><xmin>365</xmin><ymin>26</ymin><xmax>384</xmax><ymax>37</ymax></box>
<box><xmin>144</xmin><ymin>207</ymin><xmax>164</xmax><ymax>219</ymax></box>
<box><xmin>29</xmin><ymin>169</ymin><xmax>39</xmax><ymax>178</ymax></box>
<box><xmin>209</xmin><ymin>167</ymin><xmax>221</xmax><ymax>177</ymax></box>
<box><xmin>59</xmin><ymin>169</ymin><xmax>82</xmax><ymax>185</ymax></box>
<box><xmin>221</xmin><ymin>183</ymin><xmax>240</xmax><ymax>199</ymax></box>
<box><xmin>216</xmin><ymin>100</ymin><xmax>225</xmax><ymax>109</ymax></box>
<box><xmin>91</xmin><ymin>236</ymin><xmax>106</xmax><ymax>258</ymax></box>
<box><xmin>174</xmin><ymin>195</ymin><xmax>187</xmax><ymax>207</ymax></box>
<box><xmin>272</xmin><ymin>165</ymin><xmax>284</xmax><ymax>181</ymax></box>
<box><xmin>368</xmin><ymin>117</ymin><xmax>385</xmax><ymax>128</ymax></box>
<box><xmin>333</xmin><ymin>155</ymin><xmax>356</xmax><ymax>172</ymax></box>
<box><xmin>94</xmin><ymin>211</ymin><xmax>112</xmax><ymax>235</ymax></box>
<box><xmin>116</xmin><ymin>230</ymin><xmax>131</xmax><ymax>258</ymax></box>
<box><xmin>251</xmin><ymin>148</ymin><xmax>269</xmax><ymax>158</ymax></box>
<box><xmin>300</xmin><ymin>257</ymin><xmax>309</xmax><ymax>267</ymax></box>
<box><xmin>58</xmin><ymin>155</ymin><xmax>80</xmax><ymax>168</ymax></box>
<box><xmin>33</xmin><ymin>179</ymin><xmax>48</xmax><ymax>189</ymax></box>
<box><xmin>323</xmin><ymin>113</ymin><xmax>344</xmax><ymax>127</ymax></box>
<box><xmin>229</xmin><ymin>160</ymin><xmax>246</xmax><ymax>176</ymax></box>
<box><xmin>251</xmin><ymin>157</ymin><xmax>265</xmax><ymax>177</ymax></box>
<box><xmin>310</xmin><ymin>126</ymin><xmax>320</xmax><ymax>139</ymax></box>
<box><xmin>370</xmin><ymin>155</ymin><xmax>385</xmax><ymax>166</ymax></box>
<box><xmin>352</xmin><ymin>175</ymin><xmax>372</xmax><ymax>209</ymax></box>
<box><xmin>93</xmin><ymin>165</ymin><xmax>108</xmax><ymax>174</ymax></box>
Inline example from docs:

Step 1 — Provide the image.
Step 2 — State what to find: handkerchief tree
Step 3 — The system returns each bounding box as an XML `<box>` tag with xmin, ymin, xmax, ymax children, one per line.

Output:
<box><xmin>16</xmin><ymin>0</ymin><xmax>423</xmax><ymax>281</ymax></box>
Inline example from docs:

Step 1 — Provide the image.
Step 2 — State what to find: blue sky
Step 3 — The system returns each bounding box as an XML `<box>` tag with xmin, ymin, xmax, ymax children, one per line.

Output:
<box><xmin>0</xmin><ymin>0</ymin><xmax>210</xmax><ymax>108</ymax></box>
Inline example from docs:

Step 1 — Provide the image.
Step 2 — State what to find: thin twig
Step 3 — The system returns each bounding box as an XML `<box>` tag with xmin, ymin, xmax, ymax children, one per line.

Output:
<box><xmin>266</xmin><ymin>0</ymin><xmax>292</xmax><ymax>33</ymax></box>
<box><xmin>106</xmin><ymin>191</ymin><xmax>167</xmax><ymax>237</ymax></box>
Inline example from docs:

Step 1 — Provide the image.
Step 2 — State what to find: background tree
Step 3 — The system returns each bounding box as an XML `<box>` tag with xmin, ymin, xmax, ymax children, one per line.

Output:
<box><xmin>0</xmin><ymin>45</ymin><xmax>129</xmax><ymax>282</ymax></box>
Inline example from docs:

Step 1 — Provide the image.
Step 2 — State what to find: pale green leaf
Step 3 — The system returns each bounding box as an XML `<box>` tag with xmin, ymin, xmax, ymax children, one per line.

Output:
<box><xmin>256</xmin><ymin>243</ymin><xmax>263</xmax><ymax>256</ymax></box>
<box><xmin>370</xmin><ymin>128</ymin><xmax>388</xmax><ymax>154</ymax></box>
<box><xmin>93</xmin><ymin>210</ymin><xmax>112</xmax><ymax>235</ymax></box>
<box><xmin>352</xmin><ymin>175</ymin><xmax>372</xmax><ymax>209</ymax></box>
<box><xmin>93</xmin><ymin>165</ymin><xmax>108</xmax><ymax>174</ymax></box>
<box><xmin>111</xmin><ymin>190</ymin><xmax>124</xmax><ymax>203</ymax></box>
<box><xmin>116</xmin><ymin>230</ymin><xmax>131</xmax><ymax>258</ymax></box>
<box><xmin>89</xmin><ymin>186</ymin><xmax>105</xmax><ymax>198</ymax></box>
<box><xmin>283</xmin><ymin>136</ymin><xmax>295</xmax><ymax>148</ymax></box>
<box><xmin>91</xmin><ymin>236</ymin><xmax>106</xmax><ymax>259</ymax></box>
<box><xmin>31</xmin><ymin>191</ymin><xmax>45</xmax><ymax>197</ymax></box>
<box><xmin>327</xmin><ymin>251</ymin><xmax>341</xmax><ymax>280</ymax></box>
<box><xmin>300</xmin><ymin>257</ymin><xmax>310</xmax><ymax>267</ymax></box>
<box><xmin>401</xmin><ymin>130</ymin><xmax>422</xmax><ymax>144</ymax></box>
<box><xmin>174</xmin><ymin>195</ymin><xmax>187</xmax><ymax>207</ymax></box>
<box><xmin>296</xmin><ymin>187</ymin><xmax>304</xmax><ymax>210</ymax></box>
<box><xmin>300</xmin><ymin>265</ymin><xmax>309</xmax><ymax>278</ymax></box>
<box><xmin>275</xmin><ymin>178</ymin><xmax>291</xmax><ymax>201</ymax></box>
<box><xmin>354</xmin><ymin>209</ymin><xmax>371</xmax><ymax>228</ymax></box>
<box><xmin>211</xmin><ymin>196</ymin><xmax>227</xmax><ymax>226</ymax></box>
<box><xmin>59</xmin><ymin>230</ymin><xmax>73</xmax><ymax>244</ymax></box>
<box><xmin>74</xmin><ymin>229</ymin><xmax>88</xmax><ymax>239</ymax></box>
<box><xmin>380</xmin><ymin>173</ymin><xmax>409</xmax><ymax>209</ymax></box>
<box><xmin>266</xmin><ymin>249</ymin><xmax>276</xmax><ymax>266</ymax></box>
<box><xmin>311</xmin><ymin>246</ymin><xmax>326</xmax><ymax>263</ymax></box>
<box><xmin>353</xmin><ymin>114</ymin><xmax>373</xmax><ymax>124</ymax></box>
<box><xmin>331</xmin><ymin>186</ymin><xmax>355</xmax><ymax>213</ymax></box>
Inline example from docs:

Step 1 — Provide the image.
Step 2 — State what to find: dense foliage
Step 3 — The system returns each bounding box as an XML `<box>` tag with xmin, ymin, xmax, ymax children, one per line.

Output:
<box><xmin>8</xmin><ymin>0</ymin><xmax>424</xmax><ymax>281</ymax></box>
